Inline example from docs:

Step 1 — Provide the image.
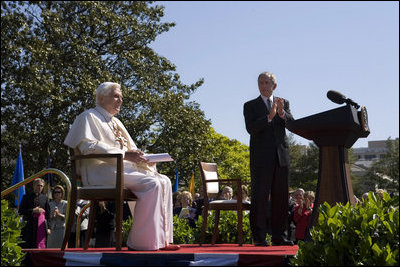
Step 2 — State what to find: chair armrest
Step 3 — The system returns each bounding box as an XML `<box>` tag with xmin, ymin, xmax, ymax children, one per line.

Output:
<box><xmin>204</xmin><ymin>179</ymin><xmax>243</xmax><ymax>184</ymax></box>
<box><xmin>71</xmin><ymin>153</ymin><xmax>123</xmax><ymax>160</ymax></box>
<box><xmin>215</xmin><ymin>179</ymin><xmax>247</xmax><ymax>204</ymax></box>
<box><xmin>218</xmin><ymin>179</ymin><xmax>243</xmax><ymax>183</ymax></box>
<box><xmin>218</xmin><ymin>179</ymin><xmax>243</xmax><ymax>187</ymax></box>
<box><xmin>204</xmin><ymin>179</ymin><xmax>219</xmax><ymax>183</ymax></box>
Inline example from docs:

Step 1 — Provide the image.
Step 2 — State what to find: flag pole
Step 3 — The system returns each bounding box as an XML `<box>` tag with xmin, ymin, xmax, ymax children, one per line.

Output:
<box><xmin>17</xmin><ymin>145</ymin><xmax>22</xmax><ymax>210</ymax></box>
<box><xmin>189</xmin><ymin>172</ymin><xmax>195</xmax><ymax>197</ymax></box>
<box><xmin>12</xmin><ymin>144</ymin><xmax>26</xmax><ymax>210</ymax></box>
<box><xmin>46</xmin><ymin>147</ymin><xmax>53</xmax><ymax>198</ymax></box>
<box><xmin>173</xmin><ymin>164</ymin><xmax>179</xmax><ymax>193</ymax></box>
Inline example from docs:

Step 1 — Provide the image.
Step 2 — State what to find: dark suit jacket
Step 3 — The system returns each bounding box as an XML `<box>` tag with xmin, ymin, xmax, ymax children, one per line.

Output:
<box><xmin>19</xmin><ymin>193</ymin><xmax>50</xmax><ymax>248</ymax></box>
<box><xmin>243</xmin><ymin>95</ymin><xmax>294</xmax><ymax>167</ymax></box>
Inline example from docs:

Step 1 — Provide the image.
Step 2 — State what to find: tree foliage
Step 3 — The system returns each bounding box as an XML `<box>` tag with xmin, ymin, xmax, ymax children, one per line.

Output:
<box><xmin>174</xmin><ymin>128</ymin><xmax>250</xmax><ymax>194</ymax></box>
<box><xmin>1</xmin><ymin>1</ymin><xmax>211</xmax><ymax>191</ymax></box>
<box><xmin>362</xmin><ymin>138</ymin><xmax>399</xmax><ymax>193</ymax></box>
<box><xmin>289</xmin><ymin>135</ymin><xmax>319</xmax><ymax>191</ymax></box>
<box><xmin>203</xmin><ymin>128</ymin><xmax>250</xmax><ymax>182</ymax></box>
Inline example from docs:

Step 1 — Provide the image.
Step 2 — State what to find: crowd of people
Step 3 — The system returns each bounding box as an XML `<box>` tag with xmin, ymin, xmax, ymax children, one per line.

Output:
<box><xmin>17</xmin><ymin>178</ymin><xmax>132</xmax><ymax>249</ymax></box>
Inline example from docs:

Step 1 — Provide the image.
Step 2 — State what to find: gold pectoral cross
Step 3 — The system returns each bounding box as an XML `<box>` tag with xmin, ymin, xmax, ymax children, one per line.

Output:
<box><xmin>111</xmin><ymin>119</ymin><xmax>127</xmax><ymax>149</ymax></box>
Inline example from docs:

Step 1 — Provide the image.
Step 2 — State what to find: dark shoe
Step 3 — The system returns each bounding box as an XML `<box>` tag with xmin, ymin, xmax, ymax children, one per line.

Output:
<box><xmin>253</xmin><ymin>240</ymin><xmax>270</xmax><ymax>246</ymax></box>
<box><xmin>160</xmin><ymin>244</ymin><xmax>180</xmax><ymax>251</ymax></box>
<box><xmin>127</xmin><ymin>246</ymin><xmax>137</xmax><ymax>251</ymax></box>
<box><xmin>272</xmin><ymin>239</ymin><xmax>294</xmax><ymax>246</ymax></box>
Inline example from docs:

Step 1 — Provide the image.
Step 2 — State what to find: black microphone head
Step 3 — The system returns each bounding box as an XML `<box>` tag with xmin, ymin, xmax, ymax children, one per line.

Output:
<box><xmin>327</xmin><ymin>90</ymin><xmax>346</xmax><ymax>104</ymax></box>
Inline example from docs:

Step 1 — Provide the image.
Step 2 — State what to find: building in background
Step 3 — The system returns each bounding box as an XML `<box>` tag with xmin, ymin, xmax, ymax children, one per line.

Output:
<box><xmin>354</xmin><ymin>140</ymin><xmax>388</xmax><ymax>161</ymax></box>
<box><xmin>352</xmin><ymin>140</ymin><xmax>391</xmax><ymax>174</ymax></box>
<box><xmin>351</xmin><ymin>140</ymin><xmax>398</xmax><ymax>194</ymax></box>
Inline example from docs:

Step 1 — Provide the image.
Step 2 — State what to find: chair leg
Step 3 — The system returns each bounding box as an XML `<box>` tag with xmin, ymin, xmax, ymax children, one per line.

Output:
<box><xmin>84</xmin><ymin>201</ymin><xmax>97</xmax><ymax>250</ymax></box>
<box><xmin>212</xmin><ymin>210</ymin><xmax>220</xmax><ymax>245</ymax></box>
<box><xmin>115</xmin><ymin>199</ymin><xmax>123</xmax><ymax>251</ymax></box>
<box><xmin>200</xmin><ymin>207</ymin><xmax>208</xmax><ymax>246</ymax></box>
<box><xmin>238</xmin><ymin>210</ymin><xmax>243</xmax><ymax>246</ymax></box>
<box><xmin>62</xmin><ymin>193</ymin><xmax>77</xmax><ymax>250</ymax></box>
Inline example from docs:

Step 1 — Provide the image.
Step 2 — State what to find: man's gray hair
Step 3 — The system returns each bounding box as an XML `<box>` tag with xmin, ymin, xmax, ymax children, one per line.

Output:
<box><xmin>258</xmin><ymin>72</ymin><xmax>277</xmax><ymax>85</ymax></box>
<box><xmin>33</xmin><ymin>178</ymin><xmax>45</xmax><ymax>185</ymax></box>
<box><xmin>96</xmin><ymin>82</ymin><xmax>121</xmax><ymax>105</ymax></box>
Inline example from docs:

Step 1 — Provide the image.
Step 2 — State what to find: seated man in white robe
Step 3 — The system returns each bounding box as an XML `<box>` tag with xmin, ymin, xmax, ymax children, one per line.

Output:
<box><xmin>64</xmin><ymin>82</ymin><xmax>179</xmax><ymax>251</ymax></box>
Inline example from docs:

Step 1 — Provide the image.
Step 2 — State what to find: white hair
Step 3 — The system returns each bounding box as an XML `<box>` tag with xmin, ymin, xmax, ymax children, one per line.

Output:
<box><xmin>95</xmin><ymin>82</ymin><xmax>121</xmax><ymax>105</ymax></box>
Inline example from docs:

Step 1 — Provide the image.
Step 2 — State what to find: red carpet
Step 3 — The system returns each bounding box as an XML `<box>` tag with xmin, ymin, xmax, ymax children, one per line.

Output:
<box><xmin>24</xmin><ymin>244</ymin><xmax>299</xmax><ymax>266</ymax></box>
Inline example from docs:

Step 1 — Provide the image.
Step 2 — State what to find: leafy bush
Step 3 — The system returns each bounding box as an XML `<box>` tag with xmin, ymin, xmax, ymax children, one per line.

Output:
<box><xmin>122</xmin><ymin>210</ymin><xmax>266</xmax><ymax>245</ymax></box>
<box><xmin>122</xmin><ymin>216</ymin><xmax>133</xmax><ymax>246</ymax></box>
<box><xmin>194</xmin><ymin>211</ymin><xmax>255</xmax><ymax>244</ymax></box>
<box><xmin>291</xmin><ymin>192</ymin><xmax>399</xmax><ymax>266</ymax></box>
<box><xmin>173</xmin><ymin>216</ymin><xmax>198</xmax><ymax>244</ymax></box>
<box><xmin>1</xmin><ymin>199</ymin><xmax>26</xmax><ymax>266</ymax></box>
<box><xmin>173</xmin><ymin>211</ymin><xmax>266</xmax><ymax>245</ymax></box>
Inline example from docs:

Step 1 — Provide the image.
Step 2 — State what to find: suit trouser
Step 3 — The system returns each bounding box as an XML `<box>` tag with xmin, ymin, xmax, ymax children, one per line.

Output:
<box><xmin>250</xmin><ymin>155</ymin><xmax>289</xmax><ymax>243</ymax></box>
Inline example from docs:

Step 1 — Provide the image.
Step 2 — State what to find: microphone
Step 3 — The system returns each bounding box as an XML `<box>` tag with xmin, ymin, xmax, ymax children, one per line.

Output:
<box><xmin>327</xmin><ymin>90</ymin><xmax>346</xmax><ymax>104</ymax></box>
<box><xmin>327</xmin><ymin>90</ymin><xmax>360</xmax><ymax>109</ymax></box>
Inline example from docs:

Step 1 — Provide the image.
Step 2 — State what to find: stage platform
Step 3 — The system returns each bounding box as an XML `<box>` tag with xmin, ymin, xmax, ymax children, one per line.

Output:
<box><xmin>24</xmin><ymin>244</ymin><xmax>299</xmax><ymax>266</ymax></box>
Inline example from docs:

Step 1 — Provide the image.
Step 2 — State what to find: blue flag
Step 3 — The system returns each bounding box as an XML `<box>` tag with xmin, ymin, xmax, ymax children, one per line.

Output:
<box><xmin>173</xmin><ymin>168</ymin><xmax>179</xmax><ymax>193</ymax></box>
<box><xmin>11</xmin><ymin>145</ymin><xmax>26</xmax><ymax>208</ymax></box>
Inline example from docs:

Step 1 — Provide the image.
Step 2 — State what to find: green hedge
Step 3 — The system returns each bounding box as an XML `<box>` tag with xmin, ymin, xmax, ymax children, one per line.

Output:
<box><xmin>291</xmin><ymin>192</ymin><xmax>399</xmax><ymax>266</ymax></box>
<box><xmin>1</xmin><ymin>199</ymin><xmax>26</xmax><ymax>266</ymax></box>
<box><xmin>123</xmin><ymin>210</ymin><xmax>260</xmax><ymax>245</ymax></box>
<box><xmin>173</xmin><ymin>210</ymin><xmax>258</xmax><ymax>245</ymax></box>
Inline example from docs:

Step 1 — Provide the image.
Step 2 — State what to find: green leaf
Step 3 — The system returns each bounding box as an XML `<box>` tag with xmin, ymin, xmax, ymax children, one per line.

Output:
<box><xmin>371</xmin><ymin>243</ymin><xmax>382</xmax><ymax>256</ymax></box>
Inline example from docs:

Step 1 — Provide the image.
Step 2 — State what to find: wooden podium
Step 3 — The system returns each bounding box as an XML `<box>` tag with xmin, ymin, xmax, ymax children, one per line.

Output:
<box><xmin>287</xmin><ymin>104</ymin><xmax>370</xmax><ymax>238</ymax></box>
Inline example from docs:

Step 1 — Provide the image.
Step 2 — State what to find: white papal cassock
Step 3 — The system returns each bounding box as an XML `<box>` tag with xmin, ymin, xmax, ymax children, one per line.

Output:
<box><xmin>64</xmin><ymin>106</ymin><xmax>173</xmax><ymax>250</ymax></box>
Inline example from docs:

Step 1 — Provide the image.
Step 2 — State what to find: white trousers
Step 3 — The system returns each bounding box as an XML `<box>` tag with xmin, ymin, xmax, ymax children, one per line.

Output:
<box><xmin>124</xmin><ymin>170</ymin><xmax>173</xmax><ymax>250</ymax></box>
<box><xmin>81</xmin><ymin>160</ymin><xmax>174</xmax><ymax>250</ymax></box>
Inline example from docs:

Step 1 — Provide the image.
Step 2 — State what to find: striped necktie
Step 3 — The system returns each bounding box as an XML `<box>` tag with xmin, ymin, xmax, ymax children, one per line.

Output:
<box><xmin>266</xmin><ymin>98</ymin><xmax>271</xmax><ymax>111</ymax></box>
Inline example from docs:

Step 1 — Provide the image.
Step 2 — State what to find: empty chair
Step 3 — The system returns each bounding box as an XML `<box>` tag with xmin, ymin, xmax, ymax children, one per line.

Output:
<box><xmin>198</xmin><ymin>162</ymin><xmax>251</xmax><ymax>246</ymax></box>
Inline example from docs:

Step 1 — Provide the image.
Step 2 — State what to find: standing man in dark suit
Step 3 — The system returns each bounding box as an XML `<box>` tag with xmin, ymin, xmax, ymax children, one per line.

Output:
<box><xmin>243</xmin><ymin>71</ymin><xmax>294</xmax><ymax>246</ymax></box>
<box><xmin>19</xmin><ymin>178</ymin><xmax>51</xmax><ymax>248</ymax></box>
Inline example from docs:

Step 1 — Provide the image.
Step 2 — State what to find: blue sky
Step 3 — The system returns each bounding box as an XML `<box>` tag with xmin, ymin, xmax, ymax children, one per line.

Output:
<box><xmin>150</xmin><ymin>1</ymin><xmax>399</xmax><ymax>148</ymax></box>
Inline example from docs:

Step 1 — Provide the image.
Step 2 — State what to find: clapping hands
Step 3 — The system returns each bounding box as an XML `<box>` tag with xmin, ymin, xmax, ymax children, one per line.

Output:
<box><xmin>268</xmin><ymin>97</ymin><xmax>285</xmax><ymax>120</ymax></box>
